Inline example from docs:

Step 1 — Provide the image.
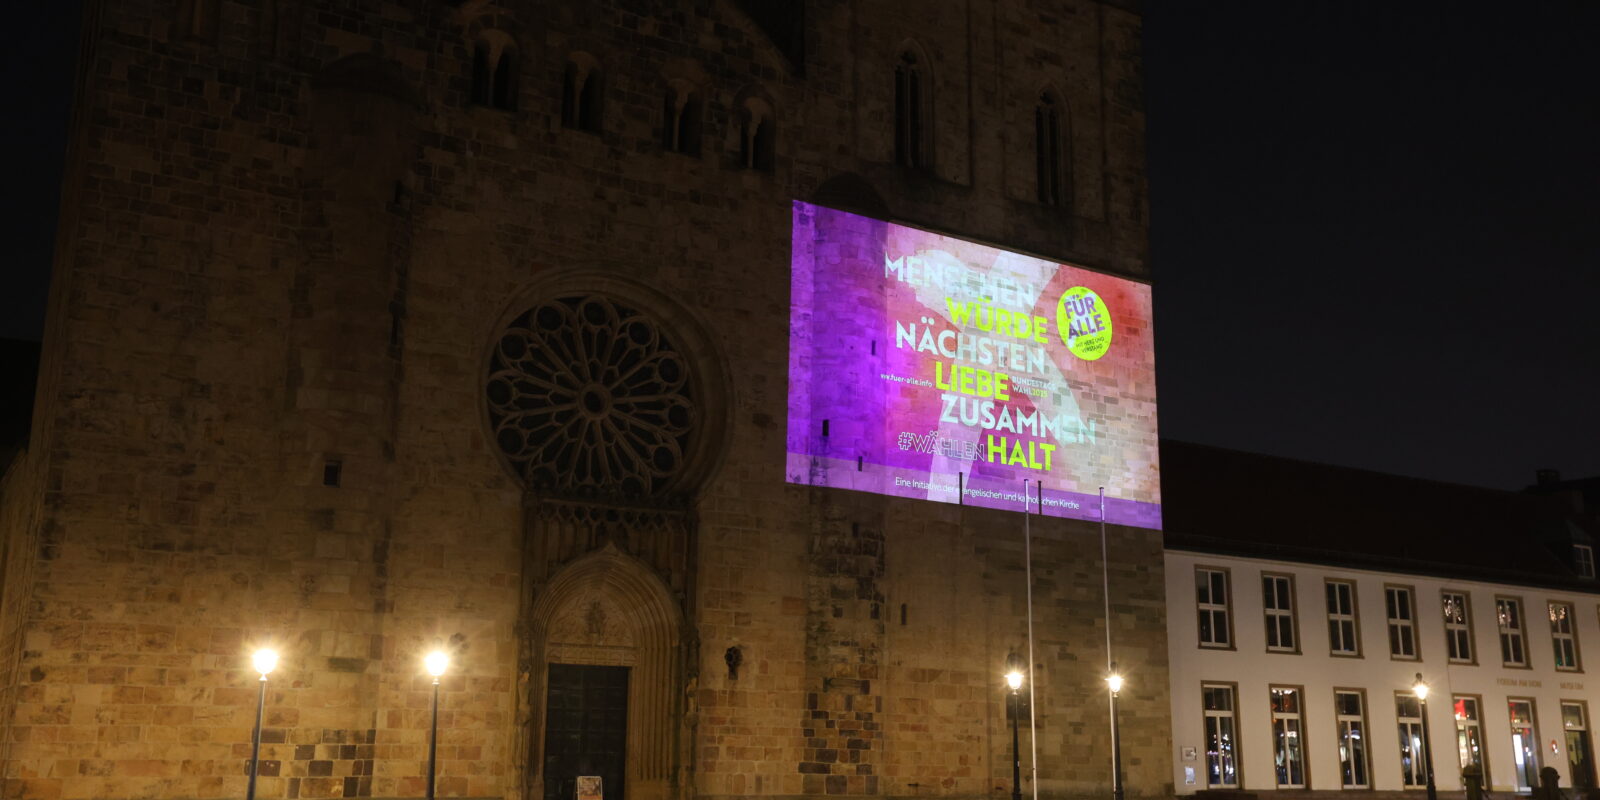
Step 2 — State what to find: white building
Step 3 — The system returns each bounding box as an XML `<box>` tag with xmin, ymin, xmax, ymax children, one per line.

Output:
<box><xmin>1161</xmin><ymin>443</ymin><xmax>1600</xmax><ymax>797</ymax></box>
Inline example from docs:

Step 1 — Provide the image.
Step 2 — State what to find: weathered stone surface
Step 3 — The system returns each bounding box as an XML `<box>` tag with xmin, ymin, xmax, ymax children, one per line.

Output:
<box><xmin>0</xmin><ymin>1</ymin><xmax>1164</xmax><ymax>799</ymax></box>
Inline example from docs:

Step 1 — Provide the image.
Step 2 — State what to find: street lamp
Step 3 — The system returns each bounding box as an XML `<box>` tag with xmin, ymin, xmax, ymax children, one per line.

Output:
<box><xmin>1107</xmin><ymin>666</ymin><xmax>1125</xmax><ymax>800</ymax></box>
<box><xmin>1005</xmin><ymin>651</ymin><xmax>1025</xmax><ymax>800</ymax></box>
<box><xmin>1413</xmin><ymin>673</ymin><xmax>1437</xmax><ymax>800</ymax></box>
<box><xmin>425</xmin><ymin>651</ymin><xmax>449</xmax><ymax>800</ymax></box>
<box><xmin>246</xmin><ymin>648</ymin><xmax>278</xmax><ymax>800</ymax></box>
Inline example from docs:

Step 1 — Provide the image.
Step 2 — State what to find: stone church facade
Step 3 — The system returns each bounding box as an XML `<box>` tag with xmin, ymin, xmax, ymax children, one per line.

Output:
<box><xmin>0</xmin><ymin>1</ymin><xmax>1163</xmax><ymax>799</ymax></box>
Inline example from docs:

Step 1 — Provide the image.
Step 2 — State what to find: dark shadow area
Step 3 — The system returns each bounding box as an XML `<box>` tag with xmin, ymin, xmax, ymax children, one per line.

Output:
<box><xmin>0</xmin><ymin>338</ymin><xmax>42</xmax><ymax>458</ymax></box>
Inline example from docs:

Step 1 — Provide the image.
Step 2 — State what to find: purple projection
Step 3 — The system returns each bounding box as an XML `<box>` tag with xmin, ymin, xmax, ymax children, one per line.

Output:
<box><xmin>786</xmin><ymin>201</ymin><xmax>1160</xmax><ymax>528</ymax></box>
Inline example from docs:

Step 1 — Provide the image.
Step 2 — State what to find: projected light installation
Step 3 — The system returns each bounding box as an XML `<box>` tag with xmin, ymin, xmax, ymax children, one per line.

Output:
<box><xmin>786</xmin><ymin>201</ymin><xmax>1160</xmax><ymax>528</ymax></box>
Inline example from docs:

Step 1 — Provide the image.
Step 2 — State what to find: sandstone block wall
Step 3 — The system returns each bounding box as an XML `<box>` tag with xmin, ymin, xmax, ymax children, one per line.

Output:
<box><xmin>0</xmin><ymin>1</ymin><xmax>1163</xmax><ymax>799</ymax></box>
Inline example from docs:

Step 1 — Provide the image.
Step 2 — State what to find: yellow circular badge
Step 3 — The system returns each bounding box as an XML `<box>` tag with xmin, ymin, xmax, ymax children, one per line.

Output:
<box><xmin>1056</xmin><ymin>287</ymin><xmax>1114</xmax><ymax>361</ymax></box>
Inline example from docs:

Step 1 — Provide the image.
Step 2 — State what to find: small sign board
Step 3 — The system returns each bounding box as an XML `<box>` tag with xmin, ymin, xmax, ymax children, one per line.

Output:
<box><xmin>1184</xmin><ymin>767</ymin><xmax>1196</xmax><ymax>786</ymax></box>
<box><xmin>577</xmin><ymin>776</ymin><xmax>603</xmax><ymax>800</ymax></box>
<box><xmin>1181</xmin><ymin>746</ymin><xmax>1197</xmax><ymax>761</ymax></box>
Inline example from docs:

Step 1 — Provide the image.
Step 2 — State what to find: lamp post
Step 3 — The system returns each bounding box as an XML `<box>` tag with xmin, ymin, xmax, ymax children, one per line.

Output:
<box><xmin>1414</xmin><ymin>673</ymin><xmax>1438</xmax><ymax>800</ymax></box>
<box><xmin>246</xmin><ymin>648</ymin><xmax>278</xmax><ymax>800</ymax></box>
<box><xmin>425</xmin><ymin>651</ymin><xmax>449</xmax><ymax>800</ymax></box>
<box><xmin>1107</xmin><ymin>666</ymin><xmax>1125</xmax><ymax>800</ymax></box>
<box><xmin>1005</xmin><ymin>651</ymin><xmax>1025</xmax><ymax>800</ymax></box>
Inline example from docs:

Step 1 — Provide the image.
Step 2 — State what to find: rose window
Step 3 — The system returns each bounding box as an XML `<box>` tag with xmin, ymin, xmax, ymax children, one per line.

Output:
<box><xmin>487</xmin><ymin>296</ymin><xmax>695</xmax><ymax>497</ymax></box>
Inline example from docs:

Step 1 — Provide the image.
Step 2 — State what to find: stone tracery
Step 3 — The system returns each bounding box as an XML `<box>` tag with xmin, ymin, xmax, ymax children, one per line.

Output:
<box><xmin>487</xmin><ymin>295</ymin><xmax>696</xmax><ymax>499</ymax></box>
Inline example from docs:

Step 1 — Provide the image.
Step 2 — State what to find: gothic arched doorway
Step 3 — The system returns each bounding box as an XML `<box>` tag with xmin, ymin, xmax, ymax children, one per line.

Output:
<box><xmin>528</xmin><ymin>547</ymin><xmax>682</xmax><ymax>800</ymax></box>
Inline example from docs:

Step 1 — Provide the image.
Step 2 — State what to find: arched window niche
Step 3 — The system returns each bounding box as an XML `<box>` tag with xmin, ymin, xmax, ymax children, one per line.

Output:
<box><xmin>661</xmin><ymin>79</ymin><xmax>703</xmax><ymax>156</ymax></box>
<box><xmin>1034</xmin><ymin>87</ymin><xmax>1070</xmax><ymax>206</ymax></box>
<box><xmin>736</xmin><ymin>91</ymin><xmax>776</xmax><ymax>172</ymax></box>
<box><xmin>893</xmin><ymin>42</ymin><xmax>933</xmax><ymax>170</ymax></box>
<box><xmin>562</xmin><ymin>53</ymin><xmax>605</xmax><ymax>133</ymax></box>
<box><xmin>469</xmin><ymin>31</ymin><xmax>519</xmax><ymax>112</ymax></box>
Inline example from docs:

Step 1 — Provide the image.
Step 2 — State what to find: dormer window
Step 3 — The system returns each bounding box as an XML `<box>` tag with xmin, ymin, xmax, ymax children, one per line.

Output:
<box><xmin>1576</xmin><ymin>544</ymin><xmax>1595</xmax><ymax>579</ymax></box>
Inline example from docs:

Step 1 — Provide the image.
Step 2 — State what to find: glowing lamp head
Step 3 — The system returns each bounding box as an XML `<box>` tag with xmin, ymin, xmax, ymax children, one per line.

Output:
<box><xmin>252</xmin><ymin>648</ymin><xmax>279</xmax><ymax>677</ymax></box>
<box><xmin>1003</xmin><ymin>650</ymin><xmax>1025</xmax><ymax>691</ymax></box>
<box><xmin>1107</xmin><ymin>673</ymin><xmax>1124</xmax><ymax>694</ymax></box>
<box><xmin>425</xmin><ymin>651</ymin><xmax>450</xmax><ymax>678</ymax></box>
<box><xmin>1413</xmin><ymin>673</ymin><xmax>1429</xmax><ymax>701</ymax></box>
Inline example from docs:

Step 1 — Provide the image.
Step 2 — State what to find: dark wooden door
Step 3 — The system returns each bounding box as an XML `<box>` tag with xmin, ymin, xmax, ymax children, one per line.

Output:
<box><xmin>544</xmin><ymin>664</ymin><xmax>629</xmax><ymax>800</ymax></box>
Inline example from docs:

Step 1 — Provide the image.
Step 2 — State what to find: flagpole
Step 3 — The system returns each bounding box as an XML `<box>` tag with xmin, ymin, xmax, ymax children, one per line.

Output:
<box><xmin>1025</xmin><ymin>480</ymin><xmax>1039</xmax><ymax>800</ymax></box>
<box><xmin>1100</xmin><ymin>486</ymin><xmax>1116</xmax><ymax>793</ymax></box>
<box><xmin>1100</xmin><ymin>486</ymin><xmax>1111</xmax><ymax>670</ymax></box>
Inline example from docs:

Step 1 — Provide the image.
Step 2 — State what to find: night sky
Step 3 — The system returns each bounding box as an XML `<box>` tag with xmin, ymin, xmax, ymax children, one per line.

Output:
<box><xmin>4</xmin><ymin>4</ymin><xmax>78</xmax><ymax>343</ymax></box>
<box><xmin>3</xmin><ymin>3</ymin><xmax>1596</xmax><ymax>489</ymax></box>
<box><xmin>1144</xmin><ymin>2</ymin><xmax>1600</xmax><ymax>490</ymax></box>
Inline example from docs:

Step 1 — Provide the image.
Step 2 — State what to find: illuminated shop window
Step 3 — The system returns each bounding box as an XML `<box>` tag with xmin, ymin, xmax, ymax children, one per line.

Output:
<box><xmin>1508</xmin><ymin>698</ymin><xmax>1541</xmax><ymax>791</ymax></box>
<box><xmin>1270</xmin><ymin>687</ymin><xmax>1306</xmax><ymax>788</ymax></box>
<box><xmin>1203</xmin><ymin>684</ymin><xmax>1239</xmax><ymax>788</ymax></box>
<box><xmin>1455</xmin><ymin>695</ymin><xmax>1488</xmax><ymax>781</ymax></box>
<box><xmin>1396</xmin><ymin>694</ymin><xmax>1427</xmax><ymax>788</ymax></box>
<box><xmin>1335</xmin><ymin>690</ymin><xmax>1370</xmax><ymax>789</ymax></box>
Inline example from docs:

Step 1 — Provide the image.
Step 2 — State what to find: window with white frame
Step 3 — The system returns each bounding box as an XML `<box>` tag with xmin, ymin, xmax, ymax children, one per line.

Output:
<box><xmin>1397</xmin><ymin>694</ymin><xmax>1427</xmax><ymax>788</ymax></box>
<box><xmin>1443</xmin><ymin>591</ymin><xmax>1474</xmax><ymax>663</ymax></box>
<box><xmin>1499</xmin><ymin>596</ymin><xmax>1528</xmax><ymax>667</ymax></box>
<box><xmin>1576</xmin><ymin>544</ymin><xmax>1596</xmax><ymax>579</ymax></box>
<box><xmin>1387</xmin><ymin>586</ymin><xmax>1419</xmax><ymax>659</ymax></box>
<box><xmin>1335</xmin><ymin>690</ymin><xmax>1370</xmax><ymax>789</ymax></box>
<box><xmin>1263</xmin><ymin>574</ymin><xmax>1296</xmax><ymax>652</ymax></box>
<box><xmin>1270</xmin><ymin>687</ymin><xmax>1306</xmax><ymax>788</ymax></box>
<box><xmin>1197</xmin><ymin>568</ymin><xmax>1232</xmax><ymax>648</ymax></box>
<box><xmin>1551</xmin><ymin>601</ymin><xmax>1580</xmax><ymax>671</ymax></box>
<box><xmin>1203</xmin><ymin>684</ymin><xmax>1240</xmax><ymax>788</ymax></box>
<box><xmin>1327</xmin><ymin>580</ymin><xmax>1360</xmax><ymax>656</ymax></box>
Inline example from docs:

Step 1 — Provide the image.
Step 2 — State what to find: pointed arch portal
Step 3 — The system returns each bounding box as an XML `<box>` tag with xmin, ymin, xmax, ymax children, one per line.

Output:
<box><xmin>523</xmin><ymin>546</ymin><xmax>684</xmax><ymax>800</ymax></box>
